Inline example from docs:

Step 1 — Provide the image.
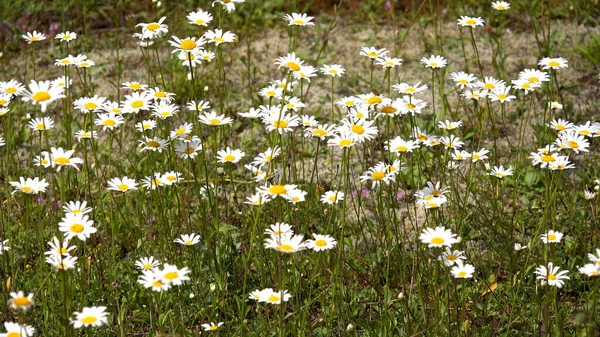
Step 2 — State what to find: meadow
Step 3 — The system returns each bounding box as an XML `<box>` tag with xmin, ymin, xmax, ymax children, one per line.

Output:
<box><xmin>1</xmin><ymin>0</ymin><xmax>600</xmax><ymax>336</ymax></box>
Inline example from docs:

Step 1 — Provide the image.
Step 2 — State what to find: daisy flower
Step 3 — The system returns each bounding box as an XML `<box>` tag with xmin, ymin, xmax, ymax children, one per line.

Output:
<box><xmin>187</xmin><ymin>10</ymin><xmax>213</xmax><ymax>27</ymax></box>
<box><xmin>122</xmin><ymin>81</ymin><xmax>148</xmax><ymax>91</ymax></box>
<box><xmin>284</xmin><ymin>189</ymin><xmax>308</xmax><ymax>204</ymax></box>
<box><xmin>489</xmin><ymin>87</ymin><xmax>516</xmax><ymax>103</ymax></box>
<box><xmin>74</xmin><ymin>95</ymin><xmax>106</xmax><ymax>113</ymax></box>
<box><xmin>265</xmin><ymin>223</ymin><xmax>293</xmax><ymax>238</ymax></box>
<box><xmin>50</xmin><ymin>147</ymin><xmax>83</xmax><ymax>171</ymax></box>
<box><xmin>46</xmin><ymin>255</ymin><xmax>78</xmax><ymax>270</ymax></box>
<box><xmin>293</xmin><ymin>64</ymin><xmax>318</xmax><ymax>82</ymax></box>
<box><xmin>136</xmin><ymin>256</ymin><xmax>160</xmax><ymax>271</ymax></box>
<box><xmin>175</xmin><ymin>140</ymin><xmax>203</xmax><ymax>159</ymax></box>
<box><xmin>518</xmin><ymin>69</ymin><xmax>549</xmax><ymax>84</ymax></box>
<box><xmin>136</xmin><ymin>16</ymin><xmax>168</xmax><ymax>39</ymax></box>
<box><xmin>321</xmin><ymin>64</ymin><xmax>345</xmax><ymax>77</ymax></box>
<box><xmin>264</xmin><ymin>233</ymin><xmax>306</xmax><ymax>253</ymax></box>
<box><xmin>123</xmin><ymin>91</ymin><xmax>152</xmax><ymax>114</ymax></box>
<box><xmin>438</xmin><ymin>120</ymin><xmax>462</xmax><ymax>131</ymax></box>
<box><xmin>22</xmin><ymin>31</ymin><xmax>46</xmax><ymax>43</ymax></box>
<box><xmin>376</xmin><ymin>56</ymin><xmax>403</xmax><ymax>68</ymax></box>
<box><xmin>56</xmin><ymin>31</ymin><xmax>77</xmax><ymax>42</ymax></box>
<box><xmin>198</xmin><ymin>111</ymin><xmax>233</xmax><ymax>126</ymax></box>
<box><xmin>305</xmin><ymin>234</ymin><xmax>337</xmax><ymax>251</ymax></box>
<box><xmin>462</xmin><ymin>89</ymin><xmax>488</xmax><ymax>100</ymax></box>
<box><xmin>161</xmin><ymin>171</ymin><xmax>183</xmax><ymax>185</ymax></box>
<box><xmin>541</xmin><ymin>230</ymin><xmax>563</xmax><ymax>244</ymax></box>
<box><xmin>393</xmin><ymin>82</ymin><xmax>428</xmax><ymax>95</ymax></box>
<box><xmin>63</xmin><ymin>201</ymin><xmax>92</xmax><ymax>215</ymax></box>
<box><xmin>451</xmin><ymin>262</ymin><xmax>475</xmax><ymax>278</ymax></box>
<box><xmin>44</xmin><ymin>236</ymin><xmax>76</xmax><ymax>257</ymax></box>
<box><xmin>264</xmin><ymin>112</ymin><xmax>300</xmax><ymax>134</ymax></box>
<box><xmin>159</xmin><ymin>264</ymin><xmax>191</xmax><ymax>285</ymax></box>
<box><xmin>579</xmin><ymin>264</ymin><xmax>600</xmax><ymax>277</ymax></box>
<box><xmin>534</xmin><ymin>262</ymin><xmax>569</xmax><ymax>288</ymax></box>
<box><xmin>262</xmin><ymin>289</ymin><xmax>292</xmax><ymax>305</ymax></box>
<box><xmin>9</xmin><ymin>177</ymin><xmax>49</xmax><ymax>194</ymax></box>
<box><xmin>71</xmin><ymin>306</ymin><xmax>109</xmax><ymax>328</ymax></box>
<box><xmin>557</xmin><ymin>131</ymin><xmax>589</xmax><ymax>154</ymax></box>
<box><xmin>588</xmin><ymin>249</ymin><xmax>600</xmax><ymax>268</ymax></box>
<box><xmin>489</xmin><ymin>165</ymin><xmax>513</xmax><ymax>178</ymax></box>
<box><xmin>538</xmin><ymin>57</ymin><xmax>568</xmax><ymax>70</ymax></box>
<box><xmin>21</xmin><ymin>80</ymin><xmax>65</xmax><ymax>112</ymax></box>
<box><xmin>438</xmin><ymin>247</ymin><xmax>466</xmax><ymax>266</ymax></box>
<box><xmin>258</xmin><ymin>184</ymin><xmax>297</xmax><ymax>199</ymax></box>
<box><xmin>284</xmin><ymin>13</ymin><xmax>314</xmax><ymax>26</ymax></box>
<box><xmin>420</xmin><ymin>55</ymin><xmax>447</xmax><ymax>69</ymax></box>
<box><xmin>492</xmin><ymin>1</ymin><xmax>510</xmax><ymax>10</ymax></box>
<box><xmin>440</xmin><ymin>135</ymin><xmax>464</xmax><ymax>149</ymax></box>
<box><xmin>245</xmin><ymin>193</ymin><xmax>273</xmax><ymax>206</ymax></box>
<box><xmin>457</xmin><ymin>16</ymin><xmax>484</xmax><ymax>27</ymax></box>
<box><xmin>217</xmin><ymin>147</ymin><xmax>245</xmax><ymax>164</ymax></box>
<box><xmin>107</xmin><ymin>176</ymin><xmax>138</xmax><ymax>192</ymax></box>
<box><xmin>386</xmin><ymin>136</ymin><xmax>419</xmax><ymax>154</ymax></box>
<box><xmin>549</xmin><ymin>101</ymin><xmax>563</xmax><ymax>110</ymax></box>
<box><xmin>275</xmin><ymin>52</ymin><xmax>304</xmax><ymax>72</ymax></box>
<box><xmin>259</xmin><ymin>85</ymin><xmax>283</xmax><ymax>100</ymax></box>
<box><xmin>169</xmin><ymin>36</ymin><xmax>205</xmax><ymax>53</ymax></box>
<box><xmin>477</xmin><ymin>76</ymin><xmax>506</xmax><ymax>90</ymax></box>
<box><xmin>399</xmin><ymin>96</ymin><xmax>428</xmax><ymax>115</ymax></box>
<box><xmin>449</xmin><ymin>72</ymin><xmax>477</xmax><ymax>89</ymax></box>
<box><xmin>417</xmin><ymin>195</ymin><xmax>448</xmax><ymax>209</ymax></box>
<box><xmin>0</xmin><ymin>80</ymin><xmax>26</xmax><ymax>96</ymax></box>
<box><xmin>95</xmin><ymin>113</ymin><xmax>124</xmax><ymax>131</ymax></box>
<box><xmin>321</xmin><ymin>190</ymin><xmax>344</xmax><ymax>205</ymax></box>
<box><xmin>141</xmin><ymin>173</ymin><xmax>166</xmax><ymax>190</ymax></box>
<box><xmin>419</xmin><ymin>226</ymin><xmax>459</xmax><ymax>248</ymax></box>
<box><xmin>174</xmin><ymin>233</ymin><xmax>201</xmax><ymax>246</ymax></box>
<box><xmin>359</xmin><ymin>47</ymin><xmax>388</xmax><ymax>59</ymax></box>
<box><xmin>202</xmin><ymin>322</ymin><xmax>224</xmax><ymax>331</ymax></box>
<box><xmin>511</xmin><ymin>79</ymin><xmax>540</xmax><ymax>93</ymax></box>
<box><xmin>139</xmin><ymin>136</ymin><xmax>169</xmax><ymax>153</ymax></box>
<box><xmin>0</xmin><ymin>322</ymin><xmax>35</xmax><ymax>337</ymax></box>
<box><xmin>204</xmin><ymin>29</ymin><xmax>236</xmax><ymax>45</ymax></box>
<box><xmin>471</xmin><ymin>148</ymin><xmax>490</xmax><ymax>162</ymax></box>
<box><xmin>59</xmin><ymin>213</ymin><xmax>97</xmax><ymax>241</ymax></box>
<box><xmin>0</xmin><ymin>239</ymin><xmax>9</xmax><ymax>254</ymax></box>
<box><xmin>360</xmin><ymin>162</ymin><xmax>394</xmax><ymax>189</ymax></box>
<box><xmin>28</xmin><ymin>116</ymin><xmax>54</xmax><ymax>131</ymax></box>
<box><xmin>135</xmin><ymin>119</ymin><xmax>157</xmax><ymax>132</ymax></box>
<box><xmin>8</xmin><ymin>291</ymin><xmax>34</xmax><ymax>311</ymax></box>
<box><xmin>138</xmin><ymin>270</ymin><xmax>171</xmax><ymax>292</ymax></box>
<box><xmin>212</xmin><ymin>0</ymin><xmax>245</xmax><ymax>13</ymax></box>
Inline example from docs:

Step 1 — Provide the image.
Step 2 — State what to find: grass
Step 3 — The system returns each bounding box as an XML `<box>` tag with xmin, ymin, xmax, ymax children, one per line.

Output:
<box><xmin>1</xmin><ymin>0</ymin><xmax>600</xmax><ymax>336</ymax></box>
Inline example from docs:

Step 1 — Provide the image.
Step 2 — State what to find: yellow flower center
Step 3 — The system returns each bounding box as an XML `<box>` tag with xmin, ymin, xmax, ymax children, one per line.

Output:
<box><xmin>313</xmin><ymin>129</ymin><xmax>327</xmax><ymax>137</ymax></box>
<box><xmin>548</xmin><ymin>274</ymin><xmax>556</xmax><ymax>280</ymax></box>
<box><xmin>279</xmin><ymin>244</ymin><xmax>294</xmax><ymax>252</ymax></box>
<box><xmin>21</xmin><ymin>186</ymin><xmax>33</xmax><ymax>193</ymax></box>
<box><xmin>6</xmin><ymin>87</ymin><xmax>17</xmax><ymax>93</ymax></box>
<box><xmin>315</xmin><ymin>239</ymin><xmax>327</xmax><ymax>247</ymax></box>
<box><xmin>367</xmin><ymin>96</ymin><xmax>382</xmax><ymax>105</ymax></box>
<box><xmin>269</xmin><ymin>185</ymin><xmax>287</xmax><ymax>195</ymax></box>
<box><xmin>466</xmin><ymin>19</ymin><xmax>477</xmax><ymax>25</ymax></box>
<box><xmin>61</xmin><ymin>59</ymin><xmax>70</xmax><ymax>65</ymax></box>
<box><xmin>7</xmin><ymin>332</ymin><xmax>20</xmax><ymax>337</ymax></box>
<box><xmin>580</xmin><ymin>130</ymin><xmax>590</xmax><ymax>135</ymax></box>
<box><xmin>58</xmin><ymin>247</ymin><xmax>68</xmax><ymax>254</ymax></box>
<box><xmin>430</xmin><ymin>62</ymin><xmax>438</xmax><ymax>67</ymax></box>
<box><xmin>81</xmin><ymin>316</ymin><xmax>98</xmax><ymax>324</ymax></box>
<box><xmin>104</xmin><ymin>120</ymin><xmax>116</xmax><ymax>126</ymax></box>
<box><xmin>185</xmin><ymin>241</ymin><xmax>193</xmax><ymax>245</ymax></box>
<box><xmin>186</xmin><ymin>147</ymin><xmax>196</xmax><ymax>154</ymax></box>
<box><xmin>55</xmin><ymin>157</ymin><xmax>70</xmax><ymax>165</ymax></box>
<box><xmin>286</xmin><ymin>61</ymin><xmax>301</xmax><ymax>72</ymax></box>
<box><xmin>351</xmin><ymin>125</ymin><xmax>365</xmax><ymax>135</ymax></box>
<box><xmin>381</xmin><ymin>106</ymin><xmax>396</xmax><ymax>114</ymax></box>
<box><xmin>405</xmin><ymin>103</ymin><xmax>416</xmax><ymax>110</ymax></box>
<box><xmin>131</xmin><ymin>100</ymin><xmax>144</xmax><ymax>109</ymax></box>
<box><xmin>328</xmin><ymin>196</ymin><xmax>337</xmax><ymax>201</ymax></box>
<box><xmin>70</xmin><ymin>224</ymin><xmax>85</xmax><ymax>233</ymax></box>
<box><xmin>13</xmin><ymin>297</ymin><xmax>31</xmax><ymax>306</ymax></box>
<box><xmin>35</xmin><ymin>123</ymin><xmax>46</xmax><ymax>130</ymax></box>
<box><xmin>522</xmin><ymin>83</ymin><xmax>531</xmax><ymax>89</ymax></box>
<box><xmin>63</xmin><ymin>35</ymin><xmax>71</xmax><ymax>40</ymax></box>
<box><xmin>568</xmin><ymin>141</ymin><xmax>579</xmax><ymax>149</ymax></box>
<box><xmin>214</xmin><ymin>37</ymin><xmax>225</xmax><ymax>43</ymax></box>
<box><xmin>540</xmin><ymin>155</ymin><xmax>556</xmax><ymax>162</ymax></box>
<box><xmin>154</xmin><ymin>91</ymin><xmax>166</xmax><ymax>98</ymax></box>
<box><xmin>372</xmin><ymin>171</ymin><xmax>385</xmax><ymax>181</ymax></box>
<box><xmin>405</xmin><ymin>87</ymin><xmax>416</xmax><ymax>93</ymax></box>
<box><xmin>72</xmin><ymin>209</ymin><xmax>82</xmax><ymax>214</ymax></box>
<box><xmin>396</xmin><ymin>146</ymin><xmax>408</xmax><ymax>152</ymax></box>
<box><xmin>556</xmin><ymin>125</ymin><xmax>566</xmax><ymax>131</ymax></box>
<box><xmin>130</xmin><ymin>83</ymin><xmax>142</xmax><ymax>90</ymax></box>
<box><xmin>164</xmin><ymin>271</ymin><xmax>179</xmax><ymax>280</ymax></box>
<box><xmin>548</xmin><ymin>61</ymin><xmax>560</xmax><ymax>67</ymax></box>
<box><xmin>268</xmin><ymin>295</ymin><xmax>280</xmax><ymax>302</ymax></box>
<box><xmin>152</xmin><ymin>280</ymin><xmax>164</xmax><ymax>287</ymax></box>
<box><xmin>144</xmin><ymin>264</ymin><xmax>153</xmax><ymax>270</ymax></box>
<box><xmin>32</xmin><ymin>91</ymin><xmax>51</xmax><ymax>102</ymax></box>
<box><xmin>367</xmin><ymin>52</ymin><xmax>378</xmax><ymax>57</ymax></box>
<box><xmin>84</xmin><ymin>102</ymin><xmax>98</xmax><ymax>109</ymax></box>
<box><xmin>497</xmin><ymin>5</ymin><xmax>506</xmax><ymax>9</ymax></box>
<box><xmin>195</xmin><ymin>19</ymin><xmax>205</xmax><ymax>25</ymax></box>
<box><xmin>548</xmin><ymin>234</ymin><xmax>557</xmax><ymax>241</ymax></box>
<box><xmin>458</xmin><ymin>271</ymin><xmax>467</xmax><ymax>277</ymax></box>
<box><xmin>431</xmin><ymin>237</ymin><xmax>445</xmax><ymax>245</ymax></box>
<box><xmin>274</xmin><ymin>120</ymin><xmax>288</xmax><ymax>128</ymax></box>
<box><xmin>458</xmin><ymin>79</ymin><xmax>469</xmax><ymax>84</ymax></box>
<box><xmin>418</xmin><ymin>134</ymin><xmax>427</xmax><ymax>141</ymax></box>
<box><xmin>224</xmin><ymin>154</ymin><xmax>235</xmax><ymax>162</ymax></box>
<box><xmin>447</xmin><ymin>254</ymin><xmax>457</xmax><ymax>261</ymax></box>
<box><xmin>181</xmin><ymin>39</ymin><xmax>197</xmax><ymax>51</ymax></box>
<box><xmin>147</xmin><ymin>140</ymin><xmax>160</xmax><ymax>148</ymax></box>
<box><xmin>118</xmin><ymin>184</ymin><xmax>129</xmax><ymax>191</ymax></box>
<box><xmin>80</xmin><ymin>62</ymin><xmax>89</xmax><ymax>67</ymax></box>
<box><xmin>294</xmin><ymin>19</ymin><xmax>305</xmax><ymax>25</ymax></box>
<box><xmin>146</xmin><ymin>23</ymin><xmax>160</xmax><ymax>31</ymax></box>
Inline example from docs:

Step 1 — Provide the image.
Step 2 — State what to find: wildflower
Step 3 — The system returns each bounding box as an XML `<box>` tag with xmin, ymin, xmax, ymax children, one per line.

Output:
<box><xmin>457</xmin><ymin>16</ymin><xmax>484</xmax><ymax>28</ymax></box>
<box><xmin>107</xmin><ymin>176</ymin><xmax>138</xmax><ymax>192</ymax></box>
<box><xmin>8</xmin><ymin>291</ymin><xmax>34</xmax><ymax>311</ymax></box>
<box><xmin>169</xmin><ymin>36</ymin><xmax>205</xmax><ymax>53</ymax></box>
<box><xmin>489</xmin><ymin>165</ymin><xmax>513</xmax><ymax>178</ymax></box>
<box><xmin>549</xmin><ymin>119</ymin><xmax>574</xmax><ymax>132</ymax></box>
<box><xmin>249</xmin><ymin>288</ymin><xmax>272</xmax><ymax>301</ymax></box>
<box><xmin>169</xmin><ymin>122</ymin><xmax>193</xmax><ymax>140</ymax></box>
<box><xmin>519</xmin><ymin>69</ymin><xmax>549</xmax><ymax>84</ymax></box>
<box><xmin>28</xmin><ymin>116</ymin><xmax>55</xmax><ymax>131</ymax></box>
<box><xmin>399</xmin><ymin>96</ymin><xmax>427</xmax><ymax>115</ymax></box>
<box><xmin>449</xmin><ymin>72</ymin><xmax>477</xmax><ymax>89</ymax></box>
<box><xmin>261</xmin><ymin>289</ymin><xmax>292</xmax><ymax>304</ymax></box>
<box><xmin>284</xmin><ymin>13</ymin><xmax>314</xmax><ymax>26</ymax></box>
<box><xmin>252</xmin><ymin>146</ymin><xmax>281</xmax><ymax>166</ymax></box>
<box><xmin>264</xmin><ymin>112</ymin><xmax>300</xmax><ymax>134</ymax></box>
<box><xmin>549</xmin><ymin>101</ymin><xmax>563</xmax><ymax>110</ymax></box>
<box><xmin>376</xmin><ymin>56</ymin><xmax>403</xmax><ymax>68</ymax></box>
<box><xmin>489</xmin><ymin>87</ymin><xmax>516</xmax><ymax>103</ymax></box>
<box><xmin>123</xmin><ymin>91</ymin><xmax>152</xmax><ymax>114</ymax></box>
<box><xmin>420</xmin><ymin>55</ymin><xmax>447</xmax><ymax>69</ymax></box>
<box><xmin>161</xmin><ymin>171</ymin><xmax>183</xmax><ymax>185</ymax></box>
<box><xmin>138</xmin><ymin>269</ymin><xmax>172</xmax><ymax>292</ymax></box>
<box><xmin>135</xmin><ymin>256</ymin><xmax>160</xmax><ymax>271</ymax></box>
<box><xmin>71</xmin><ymin>306</ymin><xmax>109</xmax><ymax>328</ymax></box>
<box><xmin>419</xmin><ymin>226</ymin><xmax>459</xmax><ymax>248</ymax></box>
<box><xmin>549</xmin><ymin>156</ymin><xmax>575</xmax><ymax>171</ymax></box>
<box><xmin>259</xmin><ymin>184</ymin><xmax>297</xmax><ymax>199</ymax></box>
<box><xmin>579</xmin><ymin>264</ymin><xmax>600</xmax><ymax>277</ymax></box>
<box><xmin>44</xmin><ymin>236</ymin><xmax>76</xmax><ymax>257</ymax></box>
<box><xmin>175</xmin><ymin>140</ymin><xmax>203</xmax><ymax>159</ymax></box>
<box><xmin>438</xmin><ymin>120</ymin><xmax>462</xmax><ymax>131</ymax></box>
<box><xmin>21</xmin><ymin>80</ymin><xmax>65</xmax><ymax>112</ymax></box>
<box><xmin>471</xmin><ymin>148</ymin><xmax>490</xmax><ymax>162</ymax></box>
<box><xmin>46</xmin><ymin>254</ymin><xmax>78</xmax><ymax>270</ymax></box>
<box><xmin>217</xmin><ymin>147</ymin><xmax>245</xmax><ymax>164</ymax></box>
<box><xmin>139</xmin><ymin>136</ymin><xmax>168</xmax><ymax>153</ymax></box>
<box><xmin>22</xmin><ymin>31</ymin><xmax>46</xmax><ymax>43</ymax></box>
<box><xmin>198</xmin><ymin>111</ymin><xmax>233</xmax><ymax>126</ymax></box>
<box><xmin>174</xmin><ymin>233</ymin><xmax>201</xmax><ymax>246</ymax></box>
<box><xmin>588</xmin><ymin>249</ymin><xmax>600</xmax><ymax>267</ymax></box>
<box><xmin>202</xmin><ymin>322</ymin><xmax>224</xmax><ymax>331</ymax></box>
<box><xmin>438</xmin><ymin>247</ymin><xmax>466</xmax><ymax>266</ymax></box>
<box><xmin>122</xmin><ymin>81</ymin><xmax>148</xmax><ymax>91</ymax></box>
<box><xmin>511</xmin><ymin>79</ymin><xmax>540</xmax><ymax>93</ymax></box>
<box><xmin>321</xmin><ymin>64</ymin><xmax>345</xmax><ymax>77</ymax></box>
<box><xmin>360</xmin><ymin>162</ymin><xmax>394</xmax><ymax>189</ymax></box>
<box><xmin>50</xmin><ymin>147</ymin><xmax>83</xmax><ymax>171</ymax></box>
<box><xmin>574</xmin><ymin>122</ymin><xmax>600</xmax><ymax>137</ymax></box>
<box><xmin>0</xmin><ymin>322</ymin><xmax>34</xmax><ymax>337</ymax></box>
<box><xmin>141</xmin><ymin>173</ymin><xmax>166</xmax><ymax>190</ymax></box>
<box><xmin>386</xmin><ymin>136</ymin><xmax>419</xmax><ymax>154</ymax></box>
<box><xmin>440</xmin><ymin>135</ymin><xmax>465</xmax><ymax>149</ymax></box>
<box><xmin>204</xmin><ymin>29</ymin><xmax>236</xmax><ymax>45</ymax></box>
<box><xmin>151</xmin><ymin>102</ymin><xmax>179</xmax><ymax>119</ymax></box>
<box><xmin>63</xmin><ymin>201</ymin><xmax>92</xmax><ymax>215</ymax></box>
<box><xmin>538</xmin><ymin>57</ymin><xmax>568</xmax><ymax>70</ymax></box>
<box><xmin>584</xmin><ymin>189</ymin><xmax>596</xmax><ymax>200</ymax></box>
<box><xmin>147</xmin><ymin>87</ymin><xmax>175</xmax><ymax>103</ymax></box>
<box><xmin>9</xmin><ymin>177</ymin><xmax>49</xmax><ymax>195</ymax></box>
<box><xmin>275</xmin><ymin>53</ymin><xmax>304</xmax><ymax>72</ymax></box>
<box><xmin>74</xmin><ymin>130</ymin><xmax>96</xmax><ymax>142</ymax></box>
<box><xmin>259</xmin><ymin>85</ymin><xmax>283</xmax><ymax>100</ymax></box>
<box><xmin>341</xmin><ymin>118</ymin><xmax>378</xmax><ymax>143</ymax></box>
<box><xmin>137</xmin><ymin>16</ymin><xmax>168</xmax><ymax>39</ymax></box>
<box><xmin>451</xmin><ymin>262</ymin><xmax>475</xmax><ymax>278</ymax></box>
<box><xmin>305</xmin><ymin>234</ymin><xmax>337</xmax><ymax>251</ymax></box>
<box><xmin>158</xmin><ymin>263</ymin><xmax>191</xmax><ymax>285</ymax></box>
<box><xmin>534</xmin><ymin>262</ymin><xmax>569</xmax><ymax>288</ymax></box>
<box><xmin>73</xmin><ymin>95</ymin><xmax>106</xmax><ymax>113</ymax></box>
<box><xmin>265</xmin><ymin>223</ymin><xmax>293</xmax><ymax>238</ymax></box>
<box><xmin>59</xmin><ymin>213</ymin><xmax>96</xmax><ymax>241</ymax></box>
<box><xmin>300</xmin><ymin>115</ymin><xmax>318</xmax><ymax>128</ymax></box>
<box><xmin>285</xmin><ymin>189</ymin><xmax>307</xmax><ymax>204</ymax></box>
<box><xmin>557</xmin><ymin>131</ymin><xmax>589</xmax><ymax>154</ymax></box>
<box><xmin>212</xmin><ymin>0</ymin><xmax>245</xmax><ymax>13</ymax></box>
<box><xmin>541</xmin><ymin>230</ymin><xmax>563</xmax><ymax>244</ymax></box>
<box><xmin>417</xmin><ymin>195</ymin><xmax>448</xmax><ymax>209</ymax></box>
<box><xmin>264</xmin><ymin>233</ymin><xmax>306</xmax><ymax>253</ymax></box>
<box><xmin>452</xmin><ymin>150</ymin><xmax>471</xmax><ymax>161</ymax></box>
<box><xmin>321</xmin><ymin>191</ymin><xmax>344</xmax><ymax>205</ymax></box>
<box><xmin>56</xmin><ymin>31</ymin><xmax>77</xmax><ymax>42</ymax></box>
<box><xmin>0</xmin><ymin>80</ymin><xmax>26</xmax><ymax>96</ymax></box>
<box><xmin>477</xmin><ymin>76</ymin><xmax>506</xmax><ymax>90</ymax></box>
<box><xmin>293</xmin><ymin>64</ymin><xmax>318</xmax><ymax>82</ymax></box>
<box><xmin>393</xmin><ymin>82</ymin><xmax>428</xmax><ymax>95</ymax></box>
<box><xmin>462</xmin><ymin>89</ymin><xmax>488</xmax><ymax>100</ymax></box>
<box><xmin>94</xmin><ymin>113</ymin><xmax>124</xmax><ymax>131</ymax></box>
<box><xmin>187</xmin><ymin>10</ymin><xmax>213</xmax><ymax>27</ymax></box>
<box><xmin>359</xmin><ymin>47</ymin><xmax>388</xmax><ymax>59</ymax></box>
<box><xmin>492</xmin><ymin>1</ymin><xmax>510</xmax><ymax>10</ymax></box>
<box><xmin>245</xmin><ymin>193</ymin><xmax>273</xmax><ymax>205</ymax></box>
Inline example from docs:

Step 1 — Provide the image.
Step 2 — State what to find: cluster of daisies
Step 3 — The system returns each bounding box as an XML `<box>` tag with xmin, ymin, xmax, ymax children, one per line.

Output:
<box><xmin>419</xmin><ymin>226</ymin><xmax>475</xmax><ymax>279</ymax></box>
<box><xmin>263</xmin><ymin>222</ymin><xmax>337</xmax><ymax>253</ymax></box>
<box><xmin>136</xmin><ymin>257</ymin><xmax>191</xmax><ymax>292</ymax></box>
